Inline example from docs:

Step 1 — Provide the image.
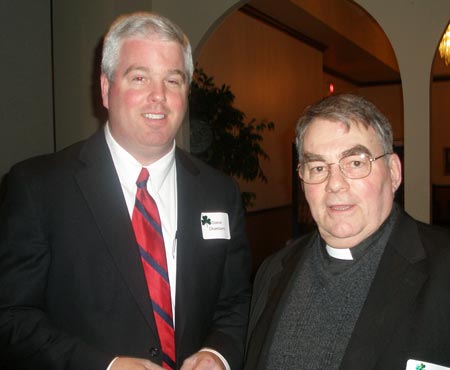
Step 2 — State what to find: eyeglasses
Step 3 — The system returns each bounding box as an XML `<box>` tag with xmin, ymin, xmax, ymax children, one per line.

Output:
<box><xmin>298</xmin><ymin>153</ymin><xmax>392</xmax><ymax>184</ymax></box>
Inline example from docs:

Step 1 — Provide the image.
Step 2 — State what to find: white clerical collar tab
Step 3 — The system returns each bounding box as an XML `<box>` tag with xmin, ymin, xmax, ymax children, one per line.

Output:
<box><xmin>326</xmin><ymin>245</ymin><xmax>353</xmax><ymax>260</ymax></box>
<box><xmin>201</xmin><ymin>212</ymin><xmax>231</xmax><ymax>240</ymax></box>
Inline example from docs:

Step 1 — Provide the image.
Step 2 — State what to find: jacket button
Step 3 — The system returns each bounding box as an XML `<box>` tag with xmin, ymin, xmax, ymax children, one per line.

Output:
<box><xmin>149</xmin><ymin>347</ymin><xmax>160</xmax><ymax>358</ymax></box>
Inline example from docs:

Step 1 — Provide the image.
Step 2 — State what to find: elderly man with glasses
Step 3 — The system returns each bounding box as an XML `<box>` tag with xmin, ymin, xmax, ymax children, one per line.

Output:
<box><xmin>245</xmin><ymin>94</ymin><xmax>450</xmax><ymax>370</ymax></box>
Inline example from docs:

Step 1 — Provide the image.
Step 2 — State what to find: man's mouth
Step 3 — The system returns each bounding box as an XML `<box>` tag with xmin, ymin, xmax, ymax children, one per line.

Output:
<box><xmin>144</xmin><ymin>113</ymin><xmax>165</xmax><ymax>120</ymax></box>
<box><xmin>329</xmin><ymin>204</ymin><xmax>353</xmax><ymax>211</ymax></box>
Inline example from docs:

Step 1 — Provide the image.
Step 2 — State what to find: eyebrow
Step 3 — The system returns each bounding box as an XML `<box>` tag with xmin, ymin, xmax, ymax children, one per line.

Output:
<box><xmin>302</xmin><ymin>145</ymin><xmax>372</xmax><ymax>162</ymax></box>
<box><xmin>123</xmin><ymin>65</ymin><xmax>186</xmax><ymax>82</ymax></box>
<box><xmin>124</xmin><ymin>65</ymin><xmax>149</xmax><ymax>77</ymax></box>
<box><xmin>302</xmin><ymin>152</ymin><xmax>325</xmax><ymax>162</ymax></box>
<box><xmin>341</xmin><ymin>145</ymin><xmax>372</xmax><ymax>157</ymax></box>
<box><xmin>167</xmin><ymin>69</ymin><xmax>186</xmax><ymax>82</ymax></box>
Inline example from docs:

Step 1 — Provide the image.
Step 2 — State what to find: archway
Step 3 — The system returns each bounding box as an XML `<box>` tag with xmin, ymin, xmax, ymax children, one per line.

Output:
<box><xmin>431</xmin><ymin>21</ymin><xmax>450</xmax><ymax>227</ymax></box>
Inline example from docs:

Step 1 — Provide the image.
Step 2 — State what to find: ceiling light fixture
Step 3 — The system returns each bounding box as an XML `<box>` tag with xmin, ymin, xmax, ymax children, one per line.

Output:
<box><xmin>439</xmin><ymin>24</ymin><xmax>450</xmax><ymax>66</ymax></box>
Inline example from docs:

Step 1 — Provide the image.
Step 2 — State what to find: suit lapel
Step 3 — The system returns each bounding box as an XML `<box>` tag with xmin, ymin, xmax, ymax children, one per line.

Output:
<box><xmin>340</xmin><ymin>212</ymin><xmax>428</xmax><ymax>370</ymax></box>
<box><xmin>246</xmin><ymin>234</ymin><xmax>316</xmax><ymax>369</ymax></box>
<box><xmin>172</xmin><ymin>149</ymin><xmax>202</xmax><ymax>351</ymax></box>
<box><xmin>74</xmin><ymin>130</ymin><xmax>157</xmax><ymax>333</ymax></box>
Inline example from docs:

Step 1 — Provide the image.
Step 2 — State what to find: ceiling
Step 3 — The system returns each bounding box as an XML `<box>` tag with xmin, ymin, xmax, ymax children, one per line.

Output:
<box><xmin>242</xmin><ymin>0</ymin><xmax>450</xmax><ymax>86</ymax></box>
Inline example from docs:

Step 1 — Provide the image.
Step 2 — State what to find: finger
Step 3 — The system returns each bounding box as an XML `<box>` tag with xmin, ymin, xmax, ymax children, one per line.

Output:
<box><xmin>194</xmin><ymin>357</ymin><xmax>216</xmax><ymax>370</ymax></box>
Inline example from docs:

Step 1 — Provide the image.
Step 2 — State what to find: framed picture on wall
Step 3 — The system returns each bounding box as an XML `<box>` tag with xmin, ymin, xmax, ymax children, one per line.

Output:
<box><xmin>445</xmin><ymin>148</ymin><xmax>450</xmax><ymax>175</ymax></box>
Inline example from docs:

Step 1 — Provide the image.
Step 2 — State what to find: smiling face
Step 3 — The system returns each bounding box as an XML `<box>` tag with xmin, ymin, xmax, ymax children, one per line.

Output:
<box><xmin>302</xmin><ymin>118</ymin><xmax>402</xmax><ymax>248</ymax></box>
<box><xmin>101</xmin><ymin>36</ymin><xmax>188</xmax><ymax>165</ymax></box>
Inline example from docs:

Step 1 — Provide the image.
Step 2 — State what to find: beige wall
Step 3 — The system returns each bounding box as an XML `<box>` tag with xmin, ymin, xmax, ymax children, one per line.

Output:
<box><xmin>197</xmin><ymin>11</ymin><xmax>323</xmax><ymax>210</ymax></box>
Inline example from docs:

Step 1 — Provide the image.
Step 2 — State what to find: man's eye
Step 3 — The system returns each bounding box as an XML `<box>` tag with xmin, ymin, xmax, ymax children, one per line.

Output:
<box><xmin>342</xmin><ymin>154</ymin><xmax>369</xmax><ymax>169</ymax></box>
<box><xmin>350</xmin><ymin>160</ymin><xmax>363</xmax><ymax>168</ymax></box>
<box><xmin>310</xmin><ymin>165</ymin><xmax>326</xmax><ymax>174</ymax></box>
<box><xmin>166</xmin><ymin>78</ymin><xmax>181</xmax><ymax>86</ymax></box>
<box><xmin>132</xmin><ymin>76</ymin><xmax>145</xmax><ymax>83</ymax></box>
<box><xmin>347</xmin><ymin>157</ymin><xmax>368</xmax><ymax>168</ymax></box>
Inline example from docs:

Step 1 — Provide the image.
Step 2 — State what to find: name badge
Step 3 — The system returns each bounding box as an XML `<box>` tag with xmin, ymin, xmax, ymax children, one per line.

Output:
<box><xmin>201</xmin><ymin>212</ymin><xmax>231</xmax><ymax>240</ymax></box>
<box><xmin>406</xmin><ymin>359</ymin><xmax>450</xmax><ymax>370</ymax></box>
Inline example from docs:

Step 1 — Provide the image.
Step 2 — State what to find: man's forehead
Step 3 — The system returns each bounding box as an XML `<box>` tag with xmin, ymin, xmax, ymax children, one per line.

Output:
<box><xmin>119</xmin><ymin>36</ymin><xmax>184</xmax><ymax>57</ymax></box>
<box><xmin>304</xmin><ymin>119</ymin><xmax>374</xmax><ymax>141</ymax></box>
<box><xmin>303</xmin><ymin>120</ymin><xmax>381</xmax><ymax>155</ymax></box>
<box><xmin>117</xmin><ymin>37</ymin><xmax>186</xmax><ymax>72</ymax></box>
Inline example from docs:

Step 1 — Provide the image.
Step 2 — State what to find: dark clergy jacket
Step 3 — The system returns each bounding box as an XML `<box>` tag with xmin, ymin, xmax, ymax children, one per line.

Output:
<box><xmin>245</xmin><ymin>208</ymin><xmax>450</xmax><ymax>370</ymax></box>
<box><xmin>0</xmin><ymin>129</ymin><xmax>251</xmax><ymax>370</ymax></box>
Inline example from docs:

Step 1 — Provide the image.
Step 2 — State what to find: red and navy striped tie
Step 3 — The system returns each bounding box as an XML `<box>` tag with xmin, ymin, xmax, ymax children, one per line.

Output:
<box><xmin>132</xmin><ymin>168</ymin><xmax>175</xmax><ymax>369</ymax></box>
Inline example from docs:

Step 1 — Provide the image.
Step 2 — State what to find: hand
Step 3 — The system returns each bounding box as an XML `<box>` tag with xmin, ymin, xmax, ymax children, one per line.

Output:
<box><xmin>109</xmin><ymin>357</ymin><xmax>165</xmax><ymax>370</ymax></box>
<box><xmin>180</xmin><ymin>351</ymin><xmax>226</xmax><ymax>370</ymax></box>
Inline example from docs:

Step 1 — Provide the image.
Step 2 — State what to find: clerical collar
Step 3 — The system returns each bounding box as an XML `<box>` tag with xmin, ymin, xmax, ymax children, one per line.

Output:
<box><xmin>326</xmin><ymin>245</ymin><xmax>353</xmax><ymax>260</ymax></box>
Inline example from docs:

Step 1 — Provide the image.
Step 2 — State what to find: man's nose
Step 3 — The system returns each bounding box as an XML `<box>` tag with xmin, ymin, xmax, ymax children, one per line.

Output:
<box><xmin>325</xmin><ymin>163</ymin><xmax>349</xmax><ymax>192</ymax></box>
<box><xmin>148</xmin><ymin>81</ymin><xmax>166</xmax><ymax>102</ymax></box>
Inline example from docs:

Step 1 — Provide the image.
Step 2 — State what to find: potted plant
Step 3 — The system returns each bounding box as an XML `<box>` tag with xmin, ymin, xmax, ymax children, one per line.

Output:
<box><xmin>189</xmin><ymin>67</ymin><xmax>275</xmax><ymax>208</ymax></box>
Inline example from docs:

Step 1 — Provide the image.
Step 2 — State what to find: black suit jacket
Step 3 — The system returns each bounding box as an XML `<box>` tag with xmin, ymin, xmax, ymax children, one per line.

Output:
<box><xmin>0</xmin><ymin>130</ymin><xmax>251</xmax><ymax>370</ymax></box>
<box><xmin>245</xmin><ymin>209</ymin><xmax>450</xmax><ymax>370</ymax></box>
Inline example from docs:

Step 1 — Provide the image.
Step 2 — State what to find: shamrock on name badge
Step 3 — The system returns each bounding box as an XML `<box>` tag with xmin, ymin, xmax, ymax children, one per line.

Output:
<box><xmin>201</xmin><ymin>215</ymin><xmax>211</xmax><ymax>226</ymax></box>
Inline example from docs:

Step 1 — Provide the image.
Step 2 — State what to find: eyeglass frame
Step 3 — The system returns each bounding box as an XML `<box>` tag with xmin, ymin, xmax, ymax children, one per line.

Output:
<box><xmin>297</xmin><ymin>152</ymin><xmax>392</xmax><ymax>184</ymax></box>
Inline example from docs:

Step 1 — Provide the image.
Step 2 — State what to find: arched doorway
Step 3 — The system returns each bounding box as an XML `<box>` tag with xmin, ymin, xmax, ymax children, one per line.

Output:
<box><xmin>431</xmin><ymin>21</ymin><xmax>450</xmax><ymax>228</ymax></box>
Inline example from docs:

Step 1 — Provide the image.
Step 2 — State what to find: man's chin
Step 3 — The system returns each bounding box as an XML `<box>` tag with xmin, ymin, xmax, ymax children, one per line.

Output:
<box><xmin>320</xmin><ymin>225</ymin><xmax>366</xmax><ymax>248</ymax></box>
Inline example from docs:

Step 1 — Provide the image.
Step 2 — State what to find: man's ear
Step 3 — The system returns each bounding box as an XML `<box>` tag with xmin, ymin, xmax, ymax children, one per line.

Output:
<box><xmin>389</xmin><ymin>153</ymin><xmax>403</xmax><ymax>193</ymax></box>
<box><xmin>100</xmin><ymin>73</ymin><xmax>110</xmax><ymax>109</ymax></box>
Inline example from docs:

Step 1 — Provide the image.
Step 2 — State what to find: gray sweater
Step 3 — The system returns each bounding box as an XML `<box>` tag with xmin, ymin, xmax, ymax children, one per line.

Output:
<box><xmin>263</xmin><ymin>208</ymin><xmax>398</xmax><ymax>370</ymax></box>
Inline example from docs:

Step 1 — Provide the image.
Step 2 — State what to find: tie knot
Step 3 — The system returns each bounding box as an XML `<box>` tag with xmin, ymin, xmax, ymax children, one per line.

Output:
<box><xmin>136</xmin><ymin>168</ymin><xmax>150</xmax><ymax>188</ymax></box>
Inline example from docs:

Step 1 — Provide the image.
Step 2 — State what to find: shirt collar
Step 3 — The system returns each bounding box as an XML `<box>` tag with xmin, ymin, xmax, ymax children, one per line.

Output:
<box><xmin>104</xmin><ymin>122</ymin><xmax>176</xmax><ymax>195</ymax></box>
<box><xmin>325</xmin><ymin>245</ymin><xmax>353</xmax><ymax>260</ymax></box>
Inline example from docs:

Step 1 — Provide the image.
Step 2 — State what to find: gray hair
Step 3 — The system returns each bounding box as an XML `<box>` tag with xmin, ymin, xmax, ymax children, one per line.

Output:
<box><xmin>101</xmin><ymin>11</ymin><xmax>194</xmax><ymax>84</ymax></box>
<box><xmin>295</xmin><ymin>94</ymin><xmax>394</xmax><ymax>163</ymax></box>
